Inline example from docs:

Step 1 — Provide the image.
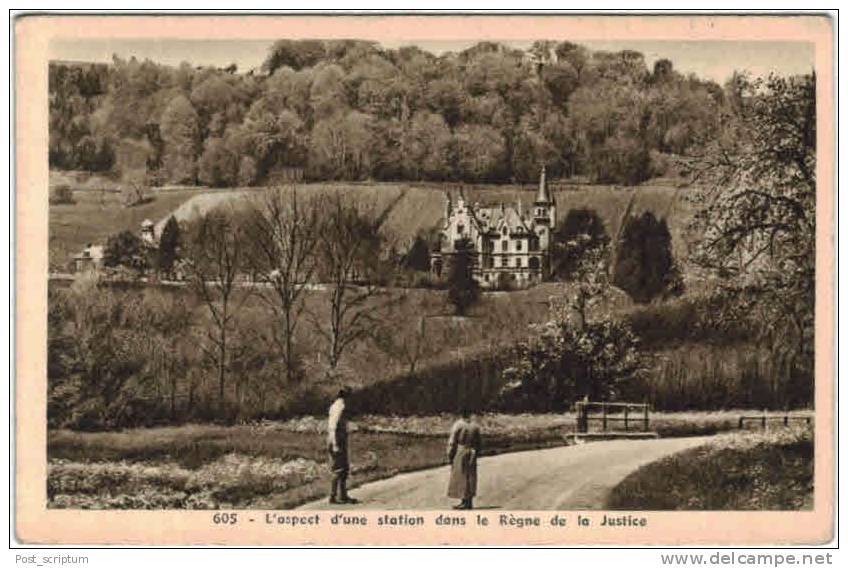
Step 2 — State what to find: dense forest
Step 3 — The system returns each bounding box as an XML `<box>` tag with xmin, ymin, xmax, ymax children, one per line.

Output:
<box><xmin>49</xmin><ymin>39</ymin><xmax>724</xmax><ymax>186</ymax></box>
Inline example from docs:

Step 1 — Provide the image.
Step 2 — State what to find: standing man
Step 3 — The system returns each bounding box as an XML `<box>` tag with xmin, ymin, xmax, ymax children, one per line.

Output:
<box><xmin>446</xmin><ymin>408</ymin><xmax>482</xmax><ymax>510</ymax></box>
<box><xmin>327</xmin><ymin>387</ymin><xmax>358</xmax><ymax>505</ymax></box>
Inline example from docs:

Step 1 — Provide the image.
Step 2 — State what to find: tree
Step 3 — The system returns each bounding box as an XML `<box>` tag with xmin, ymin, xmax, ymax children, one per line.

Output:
<box><xmin>311</xmin><ymin>193</ymin><xmax>395</xmax><ymax>372</ymax></box>
<box><xmin>612</xmin><ymin>211</ymin><xmax>681</xmax><ymax>303</ymax></box>
<box><xmin>247</xmin><ymin>187</ymin><xmax>322</xmax><ymax>383</ymax></box>
<box><xmin>452</xmin><ymin>124</ymin><xmax>507</xmax><ymax>182</ymax></box>
<box><xmin>160</xmin><ymin>95</ymin><xmax>201</xmax><ymax>184</ymax></box>
<box><xmin>551</xmin><ymin>208</ymin><xmax>610</xmax><ymax>281</ymax></box>
<box><xmin>263</xmin><ymin>39</ymin><xmax>326</xmax><ymax>73</ymax></box>
<box><xmin>309</xmin><ymin>111</ymin><xmax>374</xmax><ymax>180</ymax></box>
<box><xmin>373</xmin><ymin>308</ymin><xmax>440</xmax><ymax>376</ymax></box>
<box><xmin>157</xmin><ymin>216</ymin><xmax>181</xmax><ymax>277</ymax></box>
<box><xmin>198</xmin><ymin>136</ymin><xmax>238</xmax><ymax>187</ymax></box>
<box><xmin>686</xmin><ymin>73</ymin><xmax>815</xmax><ymax>401</ymax></box>
<box><xmin>446</xmin><ymin>238</ymin><xmax>480</xmax><ymax>316</ymax></box>
<box><xmin>499</xmin><ymin>242</ymin><xmax>643</xmax><ymax>411</ymax></box>
<box><xmin>103</xmin><ymin>230</ymin><xmax>148</xmax><ymax>272</ymax></box>
<box><xmin>403</xmin><ymin>111</ymin><xmax>452</xmax><ymax>180</ymax></box>
<box><xmin>401</xmin><ymin>235</ymin><xmax>432</xmax><ymax>273</ymax></box>
<box><xmin>184</xmin><ymin>210</ymin><xmax>248</xmax><ymax>414</ymax></box>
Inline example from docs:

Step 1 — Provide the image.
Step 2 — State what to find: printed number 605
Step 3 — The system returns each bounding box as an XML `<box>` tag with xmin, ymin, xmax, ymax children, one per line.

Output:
<box><xmin>213</xmin><ymin>512</ymin><xmax>238</xmax><ymax>525</ymax></box>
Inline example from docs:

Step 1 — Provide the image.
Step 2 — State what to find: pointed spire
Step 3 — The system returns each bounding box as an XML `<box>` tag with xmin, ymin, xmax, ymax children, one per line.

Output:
<box><xmin>536</xmin><ymin>164</ymin><xmax>550</xmax><ymax>203</ymax></box>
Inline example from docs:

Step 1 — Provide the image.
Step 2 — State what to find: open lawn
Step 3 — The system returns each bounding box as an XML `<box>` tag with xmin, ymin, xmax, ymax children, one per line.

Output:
<box><xmin>606</xmin><ymin>423</ymin><xmax>813</xmax><ymax>510</ymax></box>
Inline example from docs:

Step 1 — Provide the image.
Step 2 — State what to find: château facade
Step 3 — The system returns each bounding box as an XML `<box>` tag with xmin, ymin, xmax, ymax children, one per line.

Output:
<box><xmin>431</xmin><ymin>167</ymin><xmax>556</xmax><ymax>288</ymax></box>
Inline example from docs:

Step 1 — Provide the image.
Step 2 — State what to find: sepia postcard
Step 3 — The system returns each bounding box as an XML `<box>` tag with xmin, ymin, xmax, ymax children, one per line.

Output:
<box><xmin>14</xmin><ymin>13</ymin><xmax>835</xmax><ymax>545</ymax></box>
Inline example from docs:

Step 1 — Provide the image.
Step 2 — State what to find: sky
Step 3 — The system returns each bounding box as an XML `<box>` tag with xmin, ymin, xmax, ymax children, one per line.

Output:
<box><xmin>50</xmin><ymin>38</ymin><xmax>814</xmax><ymax>84</ymax></box>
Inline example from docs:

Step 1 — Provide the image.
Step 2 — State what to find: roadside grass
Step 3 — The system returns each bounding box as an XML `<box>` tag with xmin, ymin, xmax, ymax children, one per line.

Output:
<box><xmin>605</xmin><ymin>423</ymin><xmax>813</xmax><ymax>510</ymax></box>
<box><xmin>47</xmin><ymin>410</ymin><xmax>811</xmax><ymax>509</ymax></box>
<box><xmin>47</xmin><ymin>421</ymin><xmax>568</xmax><ymax>509</ymax></box>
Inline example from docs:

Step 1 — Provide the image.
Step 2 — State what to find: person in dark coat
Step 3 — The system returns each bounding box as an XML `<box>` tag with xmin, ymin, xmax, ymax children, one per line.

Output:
<box><xmin>327</xmin><ymin>387</ymin><xmax>358</xmax><ymax>504</ymax></box>
<box><xmin>446</xmin><ymin>409</ymin><xmax>482</xmax><ymax>510</ymax></box>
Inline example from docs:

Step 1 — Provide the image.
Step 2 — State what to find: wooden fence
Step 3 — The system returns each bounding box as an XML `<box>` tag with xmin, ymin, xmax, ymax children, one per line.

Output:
<box><xmin>575</xmin><ymin>401</ymin><xmax>650</xmax><ymax>433</ymax></box>
<box><xmin>738</xmin><ymin>413</ymin><xmax>813</xmax><ymax>429</ymax></box>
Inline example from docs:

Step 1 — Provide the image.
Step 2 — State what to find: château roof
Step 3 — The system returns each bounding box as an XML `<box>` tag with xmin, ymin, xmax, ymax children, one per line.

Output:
<box><xmin>474</xmin><ymin>204</ymin><xmax>532</xmax><ymax>234</ymax></box>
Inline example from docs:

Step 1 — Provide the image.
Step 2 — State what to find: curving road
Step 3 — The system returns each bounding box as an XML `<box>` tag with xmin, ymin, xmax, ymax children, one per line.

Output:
<box><xmin>300</xmin><ymin>437</ymin><xmax>709</xmax><ymax>510</ymax></box>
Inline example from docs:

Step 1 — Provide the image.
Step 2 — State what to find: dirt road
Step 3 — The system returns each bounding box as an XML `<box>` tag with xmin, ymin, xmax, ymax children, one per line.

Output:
<box><xmin>300</xmin><ymin>437</ymin><xmax>709</xmax><ymax>510</ymax></box>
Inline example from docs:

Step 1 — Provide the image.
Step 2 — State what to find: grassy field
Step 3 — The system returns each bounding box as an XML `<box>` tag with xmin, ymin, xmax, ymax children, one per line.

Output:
<box><xmin>606</xmin><ymin>423</ymin><xmax>814</xmax><ymax>510</ymax></box>
<box><xmin>49</xmin><ymin>171</ymin><xmax>689</xmax><ymax>273</ymax></box>
<box><xmin>48</xmin><ymin>171</ymin><xmax>210</xmax><ymax>270</ymax></box>
<box><xmin>47</xmin><ymin>410</ymin><xmax>809</xmax><ymax>509</ymax></box>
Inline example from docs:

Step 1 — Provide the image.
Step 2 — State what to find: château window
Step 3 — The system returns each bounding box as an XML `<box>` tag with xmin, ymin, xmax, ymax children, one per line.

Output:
<box><xmin>516</xmin><ymin>240</ymin><xmax>522</xmax><ymax>251</ymax></box>
<box><xmin>457</xmin><ymin>224</ymin><xmax>465</xmax><ymax>235</ymax></box>
<box><xmin>501</xmin><ymin>240</ymin><xmax>508</xmax><ymax>252</ymax></box>
<box><xmin>529</xmin><ymin>238</ymin><xmax>539</xmax><ymax>251</ymax></box>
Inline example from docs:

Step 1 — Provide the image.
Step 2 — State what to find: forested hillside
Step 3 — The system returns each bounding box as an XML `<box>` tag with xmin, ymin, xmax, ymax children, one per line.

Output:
<box><xmin>50</xmin><ymin>40</ymin><xmax>724</xmax><ymax>187</ymax></box>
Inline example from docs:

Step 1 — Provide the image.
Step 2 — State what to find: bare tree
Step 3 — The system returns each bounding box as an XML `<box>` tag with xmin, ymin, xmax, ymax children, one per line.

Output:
<box><xmin>184</xmin><ymin>208</ymin><xmax>248</xmax><ymax>413</ymax></box>
<box><xmin>311</xmin><ymin>192</ymin><xmax>397</xmax><ymax>373</ymax></box>
<box><xmin>372</xmin><ymin>295</ymin><xmax>450</xmax><ymax>376</ymax></box>
<box><xmin>248</xmin><ymin>186</ymin><xmax>321</xmax><ymax>383</ymax></box>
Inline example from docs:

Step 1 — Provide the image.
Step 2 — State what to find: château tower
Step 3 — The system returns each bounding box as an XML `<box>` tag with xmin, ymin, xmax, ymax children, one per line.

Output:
<box><xmin>533</xmin><ymin>165</ymin><xmax>556</xmax><ymax>252</ymax></box>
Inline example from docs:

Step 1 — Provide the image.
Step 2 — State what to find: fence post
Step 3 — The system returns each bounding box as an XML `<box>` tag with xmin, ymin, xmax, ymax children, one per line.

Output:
<box><xmin>762</xmin><ymin>409</ymin><xmax>767</xmax><ymax>429</ymax></box>
<box><xmin>738</xmin><ymin>416</ymin><xmax>744</xmax><ymax>429</ymax></box>
<box><xmin>602</xmin><ymin>403</ymin><xmax>608</xmax><ymax>432</ymax></box>
<box><xmin>643</xmin><ymin>404</ymin><xmax>649</xmax><ymax>432</ymax></box>
<box><xmin>784</xmin><ymin>415</ymin><xmax>789</xmax><ymax>427</ymax></box>
<box><xmin>624</xmin><ymin>405</ymin><xmax>629</xmax><ymax>431</ymax></box>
